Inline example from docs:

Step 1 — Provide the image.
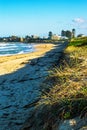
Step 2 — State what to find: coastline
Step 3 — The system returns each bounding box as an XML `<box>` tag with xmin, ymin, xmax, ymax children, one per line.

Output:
<box><xmin>0</xmin><ymin>43</ymin><xmax>55</xmax><ymax>75</ymax></box>
<box><xmin>0</xmin><ymin>42</ymin><xmax>68</xmax><ymax>130</ymax></box>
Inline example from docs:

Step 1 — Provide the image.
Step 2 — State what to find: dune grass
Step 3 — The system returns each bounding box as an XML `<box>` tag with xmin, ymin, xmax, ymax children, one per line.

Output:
<box><xmin>69</xmin><ymin>37</ymin><xmax>87</xmax><ymax>46</ymax></box>
<box><xmin>39</xmin><ymin>39</ymin><xmax>87</xmax><ymax>120</ymax></box>
<box><xmin>22</xmin><ymin>39</ymin><xmax>87</xmax><ymax>130</ymax></box>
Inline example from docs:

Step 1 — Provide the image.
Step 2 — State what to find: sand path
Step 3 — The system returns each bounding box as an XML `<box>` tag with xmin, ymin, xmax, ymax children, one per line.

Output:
<box><xmin>0</xmin><ymin>42</ymin><xmax>68</xmax><ymax>130</ymax></box>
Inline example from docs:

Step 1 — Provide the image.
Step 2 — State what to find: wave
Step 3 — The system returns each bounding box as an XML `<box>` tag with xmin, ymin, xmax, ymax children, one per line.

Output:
<box><xmin>0</xmin><ymin>42</ymin><xmax>34</xmax><ymax>56</ymax></box>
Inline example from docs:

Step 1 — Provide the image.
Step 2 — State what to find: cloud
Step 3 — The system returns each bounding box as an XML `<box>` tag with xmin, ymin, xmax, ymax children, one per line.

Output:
<box><xmin>79</xmin><ymin>25</ymin><xmax>87</xmax><ymax>29</ymax></box>
<box><xmin>72</xmin><ymin>18</ymin><xmax>85</xmax><ymax>24</ymax></box>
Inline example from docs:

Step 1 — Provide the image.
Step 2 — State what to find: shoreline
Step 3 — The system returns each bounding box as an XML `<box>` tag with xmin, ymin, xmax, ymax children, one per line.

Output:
<box><xmin>0</xmin><ymin>43</ymin><xmax>55</xmax><ymax>75</ymax></box>
<box><xmin>0</xmin><ymin>42</ymin><xmax>68</xmax><ymax>130</ymax></box>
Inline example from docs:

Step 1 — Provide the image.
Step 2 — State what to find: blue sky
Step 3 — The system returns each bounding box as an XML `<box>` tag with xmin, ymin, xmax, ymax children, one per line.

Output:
<box><xmin>0</xmin><ymin>0</ymin><xmax>87</xmax><ymax>37</ymax></box>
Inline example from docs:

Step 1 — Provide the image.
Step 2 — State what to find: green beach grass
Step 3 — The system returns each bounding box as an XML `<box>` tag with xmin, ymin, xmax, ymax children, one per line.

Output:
<box><xmin>39</xmin><ymin>37</ymin><xmax>87</xmax><ymax>121</ymax></box>
<box><xmin>22</xmin><ymin>38</ymin><xmax>87</xmax><ymax>130</ymax></box>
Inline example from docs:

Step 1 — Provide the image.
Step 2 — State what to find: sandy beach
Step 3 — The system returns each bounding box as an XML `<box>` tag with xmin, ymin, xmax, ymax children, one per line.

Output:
<box><xmin>0</xmin><ymin>43</ymin><xmax>55</xmax><ymax>75</ymax></box>
<box><xmin>0</xmin><ymin>42</ymin><xmax>68</xmax><ymax>130</ymax></box>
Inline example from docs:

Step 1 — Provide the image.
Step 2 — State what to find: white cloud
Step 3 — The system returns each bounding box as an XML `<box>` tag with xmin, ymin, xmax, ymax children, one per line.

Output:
<box><xmin>72</xmin><ymin>18</ymin><xmax>85</xmax><ymax>23</ymax></box>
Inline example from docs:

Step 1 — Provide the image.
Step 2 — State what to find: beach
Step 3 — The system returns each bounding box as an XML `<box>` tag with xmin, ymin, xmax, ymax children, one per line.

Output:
<box><xmin>0</xmin><ymin>42</ymin><xmax>68</xmax><ymax>130</ymax></box>
<box><xmin>0</xmin><ymin>43</ymin><xmax>55</xmax><ymax>75</ymax></box>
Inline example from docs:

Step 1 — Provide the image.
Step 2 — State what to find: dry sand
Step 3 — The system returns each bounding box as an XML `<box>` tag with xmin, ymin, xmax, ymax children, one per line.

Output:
<box><xmin>0</xmin><ymin>43</ymin><xmax>55</xmax><ymax>75</ymax></box>
<box><xmin>0</xmin><ymin>42</ymin><xmax>68</xmax><ymax>130</ymax></box>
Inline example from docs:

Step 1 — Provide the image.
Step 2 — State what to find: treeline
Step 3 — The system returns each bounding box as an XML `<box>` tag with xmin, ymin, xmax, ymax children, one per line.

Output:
<box><xmin>0</xmin><ymin>35</ymin><xmax>46</xmax><ymax>43</ymax></box>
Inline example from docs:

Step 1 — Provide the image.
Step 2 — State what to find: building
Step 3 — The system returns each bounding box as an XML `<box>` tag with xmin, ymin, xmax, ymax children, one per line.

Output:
<box><xmin>50</xmin><ymin>34</ymin><xmax>61</xmax><ymax>40</ymax></box>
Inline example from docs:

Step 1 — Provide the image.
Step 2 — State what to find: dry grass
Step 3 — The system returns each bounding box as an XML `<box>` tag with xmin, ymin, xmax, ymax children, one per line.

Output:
<box><xmin>22</xmin><ymin>44</ymin><xmax>87</xmax><ymax>130</ymax></box>
<box><xmin>39</xmin><ymin>45</ymin><xmax>87</xmax><ymax>119</ymax></box>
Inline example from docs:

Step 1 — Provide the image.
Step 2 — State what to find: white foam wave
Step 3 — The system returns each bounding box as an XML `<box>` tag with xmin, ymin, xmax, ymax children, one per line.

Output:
<box><xmin>0</xmin><ymin>42</ymin><xmax>34</xmax><ymax>56</ymax></box>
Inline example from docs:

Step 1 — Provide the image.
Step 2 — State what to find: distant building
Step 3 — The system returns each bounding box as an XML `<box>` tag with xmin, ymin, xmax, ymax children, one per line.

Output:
<box><xmin>48</xmin><ymin>31</ymin><xmax>53</xmax><ymax>39</ymax></box>
<box><xmin>61</xmin><ymin>29</ymin><xmax>76</xmax><ymax>39</ymax></box>
<box><xmin>20</xmin><ymin>37</ymin><xmax>24</xmax><ymax>42</ymax></box>
<box><xmin>31</xmin><ymin>35</ymin><xmax>39</xmax><ymax>39</ymax></box>
<box><xmin>72</xmin><ymin>29</ymin><xmax>76</xmax><ymax>38</ymax></box>
<box><xmin>60</xmin><ymin>36</ymin><xmax>68</xmax><ymax>40</ymax></box>
<box><xmin>51</xmin><ymin>34</ymin><xmax>61</xmax><ymax>40</ymax></box>
<box><xmin>3</xmin><ymin>38</ymin><xmax>8</xmax><ymax>42</ymax></box>
<box><xmin>48</xmin><ymin>31</ymin><xmax>61</xmax><ymax>40</ymax></box>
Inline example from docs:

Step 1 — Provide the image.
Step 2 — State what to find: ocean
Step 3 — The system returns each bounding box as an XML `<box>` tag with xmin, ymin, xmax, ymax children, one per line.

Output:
<box><xmin>0</xmin><ymin>42</ymin><xmax>34</xmax><ymax>56</ymax></box>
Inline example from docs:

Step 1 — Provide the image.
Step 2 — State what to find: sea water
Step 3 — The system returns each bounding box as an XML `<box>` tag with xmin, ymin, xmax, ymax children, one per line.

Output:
<box><xmin>0</xmin><ymin>42</ymin><xmax>34</xmax><ymax>56</ymax></box>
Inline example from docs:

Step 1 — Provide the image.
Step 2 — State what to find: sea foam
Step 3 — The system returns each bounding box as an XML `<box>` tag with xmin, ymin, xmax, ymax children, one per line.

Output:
<box><xmin>0</xmin><ymin>42</ymin><xmax>34</xmax><ymax>56</ymax></box>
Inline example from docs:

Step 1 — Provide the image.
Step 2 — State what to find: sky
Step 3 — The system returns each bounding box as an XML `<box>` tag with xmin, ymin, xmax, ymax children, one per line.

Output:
<box><xmin>0</xmin><ymin>0</ymin><xmax>87</xmax><ymax>37</ymax></box>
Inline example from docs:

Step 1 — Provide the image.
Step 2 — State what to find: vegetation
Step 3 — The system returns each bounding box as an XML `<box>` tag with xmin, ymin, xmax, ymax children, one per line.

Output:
<box><xmin>69</xmin><ymin>37</ymin><xmax>87</xmax><ymax>46</ymax></box>
<box><xmin>36</xmin><ymin>37</ymin><xmax>87</xmax><ymax>129</ymax></box>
